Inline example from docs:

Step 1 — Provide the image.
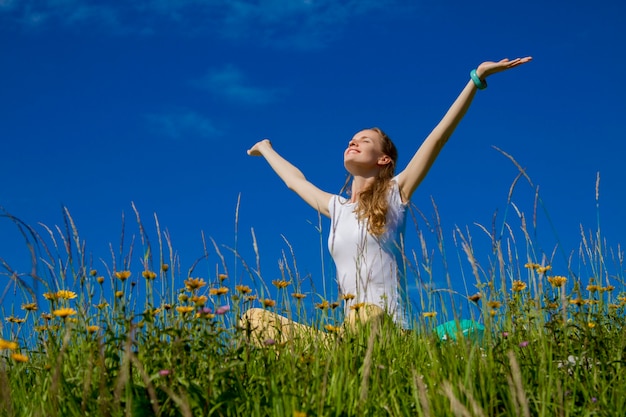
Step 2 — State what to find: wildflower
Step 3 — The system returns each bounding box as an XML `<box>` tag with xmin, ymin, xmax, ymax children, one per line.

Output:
<box><xmin>53</xmin><ymin>308</ymin><xmax>77</xmax><ymax>318</ymax></box>
<box><xmin>341</xmin><ymin>293</ymin><xmax>356</xmax><ymax>300</ymax></box>
<box><xmin>236</xmin><ymin>285</ymin><xmax>252</xmax><ymax>294</ymax></box>
<box><xmin>519</xmin><ymin>341</ymin><xmax>529</xmax><ymax>348</ymax></box>
<box><xmin>218</xmin><ymin>273</ymin><xmax>228</xmax><ymax>281</ymax></box>
<box><xmin>512</xmin><ymin>280</ymin><xmax>527</xmax><ymax>292</ymax></box>
<box><xmin>178</xmin><ymin>294</ymin><xmax>189</xmax><ymax>303</ymax></box>
<box><xmin>191</xmin><ymin>295</ymin><xmax>208</xmax><ymax>306</ymax></box>
<box><xmin>6</xmin><ymin>316</ymin><xmax>26</xmax><ymax>324</ymax></box>
<box><xmin>209</xmin><ymin>287</ymin><xmax>229</xmax><ymax>296</ymax></box>
<box><xmin>569</xmin><ymin>298</ymin><xmax>583</xmax><ymax>306</ymax></box>
<box><xmin>163</xmin><ymin>304</ymin><xmax>172</xmax><ymax>310</ymax></box>
<box><xmin>586</xmin><ymin>284</ymin><xmax>600</xmax><ymax>292</ymax></box>
<box><xmin>184</xmin><ymin>277</ymin><xmax>207</xmax><ymax>291</ymax></box>
<box><xmin>11</xmin><ymin>353</ymin><xmax>28</xmax><ymax>363</ymax></box>
<box><xmin>600</xmin><ymin>285</ymin><xmax>615</xmax><ymax>292</ymax></box>
<box><xmin>262</xmin><ymin>299</ymin><xmax>276</xmax><ymax>308</ymax></box>
<box><xmin>41</xmin><ymin>313</ymin><xmax>53</xmax><ymax>320</ymax></box>
<box><xmin>215</xmin><ymin>305</ymin><xmax>230</xmax><ymax>315</ymax></box>
<box><xmin>114</xmin><ymin>271</ymin><xmax>131</xmax><ymax>281</ymax></box>
<box><xmin>115</xmin><ymin>291</ymin><xmax>124</xmax><ymax>298</ymax></box>
<box><xmin>325</xmin><ymin>324</ymin><xmax>341</xmax><ymax>333</ymax></box>
<box><xmin>161</xmin><ymin>264</ymin><xmax>169</xmax><ymax>272</ymax></box>
<box><xmin>537</xmin><ymin>265</ymin><xmax>552</xmax><ymax>274</ymax></box>
<box><xmin>502</xmin><ymin>332</ymin><xmax>509</xmax><ymax>338</ymax></box>
<box><xmin>422</xmin><ymin>312</ymin><xmax>437</xmax><ymax>318</ymax></box>
<box><xmin>292</xmin><ymin>293</ymin><xmax>307</xmax><ymax>300</ymax></box>
<box><xmin>245</xmin><ymin>295</ymin><xmax>258</xmax><ymax>302</ymax></box>
<box><xmin>330</xmin><ymin>301</ymin><xmax>341</xmax><ymax>309</ymax></box>
<box><xmin>487</xmin><ymin>301</ymin><xmax>502</xmax><ymax>309</ymax></box>
<box><xmin>524</xmin><ymin>262</ymin><xmax>540</xmax><ymax>270</ymax></box>
<box><xmin>468</xmin><ymin>293</ymin><xmax>482</xmax><ymax>303</ymax></box>
<box><xmin>43</xmin><ymin>292</ymin><xmax>59</xmax><ymax>300</ymax></box>
<box><xmin>583</xmin><ymin>299</ymin><xmax>598</xmax><ymax>305</ymax></box>
<box><xmin>587</xmin><ymin>322</ymin><xmax>596</xmax><ymax>329</ymax></box>
<box><xmin>95</xmin><ymin>302</ymin><xmax>108</xmax><ymax>309</ymax></box>
<box><xmin>97</xmin><ymin>276</ymin><xmax>105</xmax><ymax>284</ymax></box>
<box><xmin>86</xmin><ymin>325</ymin><xmax>99</xmax><ymax>334</ymax></box>
<box><xmin>264</xmin><ymin>338</ymin><xmax>276</xmax><ymax>346</ymax></box>
<box><xmin>159</xmin><ymin>369</ymin><xmax>171</xmax><ymax>377</ymax></box>
<box><xmin>315</xmin><ymin>300</ymin><xmax>330</xmax><ymax>310</ymax></box>
<box><xmin>176</xmin><ymin>306</ymin><xmax>195</xmax><ymax>314</ymax></box>
<box><xmin>489</xmin><ymin>309</ymin><xmax>497</xmax><ymax>317</ymax></box>
<box><xmin>21</xmin><ymin>302</ymin><xmax>38</xmax><ymax>311</ymax></box>
<box><xmin>90</xmin><ymin>269</ymin><xmax>98</xmax><ymax>276</ymax></box>
<box><xmin>609</xmin><ymin>303</ymin><xmax>620</xmax><ymax>309</ymax></box>
<box><xmin>546</xmin><ymin>302</ymin><xmax>559</xmax><ymax>309</ymax></box>
<box><xmin>272</xmin><ymin>279</ymin><xmax>290</xmax><ymax>288</ymax></box>
<box><xmin>350</xmin><ymin>302</ymin><xmax>366</xmax><ymax>311</ymax></box>
<box><xmin>0</xmin><ymin>339</ymin><xmax>18</xmax><ymax>350</ymax></box>
<box><xmin>57</xmin><ymin>290</ymin><xmax>77</xmax><ymax>300</ymax></box>
<box><xmin>294</xmin><ymin>411</ymin><xmax>307</xmax><ymax>417</ymax></box>
<box><xmin>142</xmin><ymin>270</ymin><xmax>157</xmax><ymax>280</ymax></box>
<box><xmin>547</xmin><ymin>276</ymin><xmax>567</xmax><ymax>287</ymax></box>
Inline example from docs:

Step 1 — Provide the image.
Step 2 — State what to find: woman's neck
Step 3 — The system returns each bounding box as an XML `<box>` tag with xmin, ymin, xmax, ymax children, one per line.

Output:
<box><xmin>349</xmin><ymin>175</ymin><xmax>377</xmax><ymax>203</ymax></box>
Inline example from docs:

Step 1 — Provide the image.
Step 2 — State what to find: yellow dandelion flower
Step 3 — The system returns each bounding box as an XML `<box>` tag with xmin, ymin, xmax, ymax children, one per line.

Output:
<box><xmin>163</xmin><ymin>304</ymin><xmax>172</xmax><ymax>310</ymax></box>
<box><xmin>56</xmin><ymin>290</ymin><xmax>77</xmax><ymax>300</ymax></box>
<box><xmin>587</xmin><ymin>322</ymin><xmax>596</xmax><ymax>329</ymax></box>
<box><xmin>272</xmin><ymin>279</ymin><xmax>290</xmax><ymax>289</ymax></box>
<box><xmin>547</xmin><ymin>276</ymin><xmax>567</xmax><ymax>287</ymax></box>
<box><xmin>261</xmin><ymin>299</ymin><xmax>276</xmax><ymax>308</ymax></box>
<box><xmin>524</xmin><ymin>262</ymin><xmax>540</xmax><ymax>270</ymax></box>
<box><xmin>330</xmin><ymin>301</ymin><xmax>341</xmax><ymax>309</ymax></box>
<box><xmin>11</xmin><ymin>353</ymin><xmax>28</xmax><ymax>363</ymax></box>
<box><xmin>292</xmin><ymin>293</ymin><xmax>307</xmax><ymax>300</ymax></box>
<box><xmin>86</xmin><ymin>325</ymin><xmax>99</xmax><ymax>333</ymax></box>
<box><xmin>53</xmin><ymin>308</ymin><xmax>77</xmax><ymax>318</ymax></box>
<box><xmin>468</xmin><ymin>293</ymin><xmax>482</xmax><ymax>303</ymax></box>
<box><xmin>341</xmin><ymin>293</ymin><xmax>356</xmax><ymax>300</ymax></box>
<box><xmin>6</xmin><ymin>316</ymin><xmax>26</xmax><ymax>324</ymax></box>
<box><xmin>184</xmin><ymin>277</ymin><xmax>207</xmax><ymax>291</ymax></box>
<box><xmin>236</xmin><ymin>285</ymin><xmax>252</xmax><ymax>294</ymax></box>
<box><xmin>487</xmin><ymin>301</ymin><xmax>502</xmax><ymax>309</ymax></box>
<box><xmin>422</xmin><ymin>311</ymin><xmax>437</xmax><ymax>318</ymax></box>
<box><xmin>176</xmin><ymin>306</ymin><xmax>195</xmax><ymax>314</ymax></box>
<box><xmin>0</xmin><ymin>339</ymin><xmax>18</xmax><ymax>350</ymax></box>
<box><xmin>569</xmin><ymin>298</ymin><xmax>583</xmax><ymax>306</ymax></box>
<box><xmin>325</xmin><ymin>324</ymin><xmax>341</xmax><ymax>333</ymax></box>
<box><xmin>115</xmin><ymin>291</ymin><xmax>124</xmax><ymax>298</ymax></box>
<box><xmin>43</xmin><ymin>292</ymin><xmax>59</xmax><ymax>300</ymax></box>
<box><xmin>245</xmin><ymin>295</ymin><xmax>258</xmax><ymax>302</ymax></box>
<box><xmin>90</xmin><ymin>269</ymin><xmax>98</xmax><ymax>276</ymax></box>
<box><xmin>537</xmin><ymin>265</ymin><xmax>552</xmax><ymax>274</ymax></box>
<box><xmin>97</xmin><ymin>276</ymin><xmax>105</xmax><ymax>284</ymax></box>
<box><xmin>161</xmin><ymin>263</ymin><xmax>169</xmax><ymax>272</ymax></box>
<box><xmin>350</xmin><ymin>302</ymin><xmax>366</xmax><ymax>311</ymax></box>
<box><xmin>294</xmin><ymin>411</ymin><xmax>307</xmax><ymax>417</ymax></box>
<box><xmin>21</xmin><ymin>302</ymin><xmax>38</xmax><ymax>311</ymax></box>
<box><xmin>142</xmin><ymin>270</ymin><xmax>157</xmax><ymax>280</ymax></box>
<box><xmin>489</xmin><ymin>309</ymin><xmax>497</xmax><ymax>317</ymax></box>
<box><xmin>41</xmin><ymin>313</ymin><xmax>53</xmax><ymax>320</ymax></box>
<box><xmin>114</xmin><ymin>271</ymin><xmax>131</xmax><ymax>281</ymax></box>
<box><xmin>601</xmin><ymin>285</ymin><xmax>615</xmax><ymax>292</ymax></box>
<box><xmin>191</xmin><ymin>295</ymin><xmax>208</xmax><ymax>306</ymax></box>
<box><xmin>315</xmin><ymin>300</ymin><xmax>330</xmax><ymax>310</ymax></box>
<box><xmin>512</xmin><ymin>280</ymin><xmax>527</xmax><ymax>292</ymax></box>
<box><xmin>209</xmin><ymin>287</ymin><xmax>229</xmax><ymax>296</ymax></box>
<box><xmin>586</xmin><ymin>284</ymin><xmax>600</xmax><ymax>292</ymax></box>
<box><xmin>218</xmin><ymin>273</ymin><xmax>228</xmax><ymax>281</ymax></box>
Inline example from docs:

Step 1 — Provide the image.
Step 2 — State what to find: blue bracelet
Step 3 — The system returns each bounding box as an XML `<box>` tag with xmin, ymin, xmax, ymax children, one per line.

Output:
<box><xmin>470</xmin><ymin>69</ymin><xmax>487</xmax><ymax>90</ymax></box>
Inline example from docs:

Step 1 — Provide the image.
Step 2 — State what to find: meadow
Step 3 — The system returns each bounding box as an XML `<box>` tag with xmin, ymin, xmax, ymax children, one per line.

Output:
<box><xmin>1</xmin><ymin>169</ymin><xmax>625</xmax><ymax>417</ymax></box>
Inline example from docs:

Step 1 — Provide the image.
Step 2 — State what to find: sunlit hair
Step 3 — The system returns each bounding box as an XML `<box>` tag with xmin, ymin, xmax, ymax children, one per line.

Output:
<box><xmin>342</xmin><ymin>127</ymin><xmax>398</xmax><ymax>236</ymax></box>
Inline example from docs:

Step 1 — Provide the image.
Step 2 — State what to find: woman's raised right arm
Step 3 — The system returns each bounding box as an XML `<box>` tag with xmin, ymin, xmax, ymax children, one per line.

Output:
<box><xmin>247</xmin><ymin>139</ymin><xmax>333</xmax><ymax>217</ymax></box>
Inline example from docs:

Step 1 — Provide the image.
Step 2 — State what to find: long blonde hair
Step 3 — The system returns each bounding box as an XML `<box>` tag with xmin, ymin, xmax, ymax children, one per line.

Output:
<box><xmin>343</xmin><ymin>127</ymin><xmax>398</xmax><ymax>236</ymax></box>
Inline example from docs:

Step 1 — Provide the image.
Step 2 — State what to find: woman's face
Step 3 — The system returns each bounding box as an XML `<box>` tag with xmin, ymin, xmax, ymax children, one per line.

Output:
<box><xmin>344</xmin><ymin>129</ymin><xmax>390</xmax><ymax>172</ymax></box>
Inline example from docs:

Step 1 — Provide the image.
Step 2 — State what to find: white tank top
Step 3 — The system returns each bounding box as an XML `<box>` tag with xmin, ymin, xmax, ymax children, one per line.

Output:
<box><xmin>328</xmin><ymin>178</ymin><xmax>408</xmax><ymax>326</ymax></box>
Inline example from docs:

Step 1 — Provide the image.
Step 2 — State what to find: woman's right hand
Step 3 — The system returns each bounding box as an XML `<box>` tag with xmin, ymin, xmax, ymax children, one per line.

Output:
<box><xmin>247</xmin><ymin>139</ymin><xmax>272</xmax><ymax>156</ymax></box>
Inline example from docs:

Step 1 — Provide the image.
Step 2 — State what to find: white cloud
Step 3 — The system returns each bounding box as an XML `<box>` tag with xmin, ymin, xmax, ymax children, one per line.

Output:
<box><xmin>193</xmin><ymin>65</ymin><xmax>281</xmax><ymax>105</ymax></box>
<box><xmin>145</xmin><ymin>110</ymin><xmax>219</xmax><ymax>141</ymax></box>
<box><xmin>2</xmin><ymin>0</ymin><xmax>412</xmax><ymax>47</ymax></box>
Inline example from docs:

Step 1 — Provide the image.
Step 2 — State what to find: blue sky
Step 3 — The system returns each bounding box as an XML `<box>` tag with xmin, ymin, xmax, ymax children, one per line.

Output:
<box><xmin>1</xmin><ymin>0</ymin><xmax>625</xmax><ymax>319</ymax></box>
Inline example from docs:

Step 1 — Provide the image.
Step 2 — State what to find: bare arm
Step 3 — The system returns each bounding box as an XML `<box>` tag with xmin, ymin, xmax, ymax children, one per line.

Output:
<box><xmin>397</xmin><ymin>57</ymin><xmax>532</xmax><ymax>202</ymax></box>
<box><xmin>247</xmin><ymin>139</ymin><xmax>333</xmax><ymax>217</ymax></box>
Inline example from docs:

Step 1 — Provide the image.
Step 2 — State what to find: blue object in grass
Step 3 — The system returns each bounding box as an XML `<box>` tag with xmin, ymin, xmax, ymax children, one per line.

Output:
<box><xmin>435</xmin><ymin>319</ymin><xmax>485</xmax><ymax>342</ymax></box>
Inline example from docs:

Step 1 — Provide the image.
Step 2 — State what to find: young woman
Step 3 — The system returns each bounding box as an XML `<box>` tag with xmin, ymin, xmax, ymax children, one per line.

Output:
<box><xmin>241</xmin><ymin>57</ymin><xmax>532</xmax><ymax>345</ymax></box>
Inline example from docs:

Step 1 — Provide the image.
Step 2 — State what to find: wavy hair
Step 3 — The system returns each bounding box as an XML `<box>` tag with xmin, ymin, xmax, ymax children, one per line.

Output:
<box><xmin>343</xmin><ymin>127</ymin><xmax>398</xmax><ymax>237</ymax></box>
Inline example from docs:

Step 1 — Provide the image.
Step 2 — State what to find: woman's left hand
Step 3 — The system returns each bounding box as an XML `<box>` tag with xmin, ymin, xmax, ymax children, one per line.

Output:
<box><xmin>476</xmin><ymin>57</ymin><xmax>532</xmax><ymax>79</ymax></box>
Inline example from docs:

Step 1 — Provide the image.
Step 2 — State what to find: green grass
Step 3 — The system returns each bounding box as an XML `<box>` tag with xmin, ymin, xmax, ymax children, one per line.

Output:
<box><xmin>1</xmin><ymin>172</ymin><xmax>625</xmax><ymax>416</ymax></box>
